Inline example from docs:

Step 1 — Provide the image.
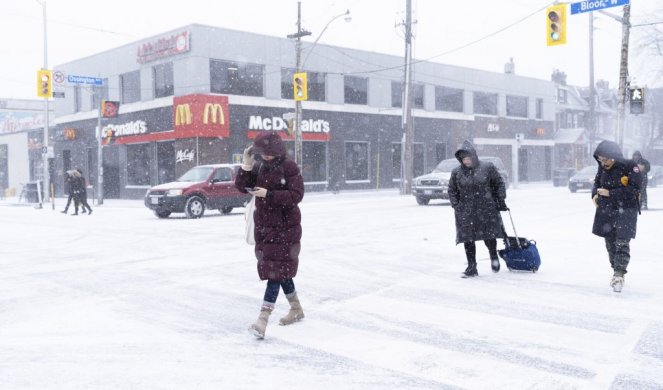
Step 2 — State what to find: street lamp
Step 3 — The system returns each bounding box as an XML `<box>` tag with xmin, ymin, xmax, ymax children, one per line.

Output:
<box><xmin>287</xmin><ymin>3</ymin><xmax>351</xmax><ymax>167</ymax></box>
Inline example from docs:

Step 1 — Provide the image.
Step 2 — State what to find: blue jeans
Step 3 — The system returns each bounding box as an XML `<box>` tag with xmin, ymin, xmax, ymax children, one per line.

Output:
<box><xmin>263</xmin><ymin>279</ymin><xmax>295</xmax><ymax>304</ymax></box>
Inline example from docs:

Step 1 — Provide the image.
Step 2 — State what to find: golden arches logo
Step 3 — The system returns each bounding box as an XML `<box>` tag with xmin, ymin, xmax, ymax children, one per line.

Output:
<box><xmin>203</xmin><ymin>103</ymin><xmax>224</xmax><ymax>125</ymax></box>
<box><xmin>175</xmin><ymin>104</ymin><xmax>192</xmax><ymax>126</ymax></box>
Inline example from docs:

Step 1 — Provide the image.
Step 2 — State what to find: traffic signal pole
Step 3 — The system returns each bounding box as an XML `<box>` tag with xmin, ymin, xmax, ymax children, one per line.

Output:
<box><xmin>41</xmin><ymin>0</ymin><xmax>51</xmax><ymax>206</ymax></box>
<box><xmin>287</xmin><ymin>1</ymin><xmax>311</xmax><ymax>167</ymax></box>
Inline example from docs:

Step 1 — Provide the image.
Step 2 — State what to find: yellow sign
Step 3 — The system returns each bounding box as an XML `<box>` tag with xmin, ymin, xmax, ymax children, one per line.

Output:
<box><xmin>293</xmin><ymin>72</ymin><xmax>308</xmax><ymax>101</ymax></box>
<box><xmin>203</xmin><ymin>103</ymin><xmax>225</xmax><ymax>125</ymax></box>
<box><xmin>37</xmin><ymin>69</ymin><xmax>53</xmax><ymax>98</ymax></box>
<box><xmin>175</xmin><ymin>104</ymin><xmax>192</xmax><ymax>125</ymax></box>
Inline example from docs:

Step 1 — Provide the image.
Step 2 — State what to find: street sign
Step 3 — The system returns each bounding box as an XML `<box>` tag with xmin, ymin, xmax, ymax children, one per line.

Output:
<box><xmin>52</xmin><ymin>91</ymin><xmax>65</xmax><ymax>99</ymax></box>
<box><xmin>67</xmin><ymin>75</ymin><xmax>104</xmax><ymax>86</ymax></box>
<box><xmin>570</xmin><ymin>0</ymin><xmax>629</xmax><ymax>15</ymax></box>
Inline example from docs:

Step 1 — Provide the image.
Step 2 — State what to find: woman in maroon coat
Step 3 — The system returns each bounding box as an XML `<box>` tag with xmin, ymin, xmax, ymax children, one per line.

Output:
<box><xmin>235</xmin><ymin>131</ymin><xmax>305</xmax><ymax>339</ymax></box>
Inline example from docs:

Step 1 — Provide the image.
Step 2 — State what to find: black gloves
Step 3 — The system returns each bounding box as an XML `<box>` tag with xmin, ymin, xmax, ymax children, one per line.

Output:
<box><xmin>497</xmin><ymin>199</ymin><xmax>509</xmax><ymax>211</ymax></box>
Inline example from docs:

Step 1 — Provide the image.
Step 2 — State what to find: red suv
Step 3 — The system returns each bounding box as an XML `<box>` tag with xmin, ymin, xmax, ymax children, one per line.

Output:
<box><xmin>144</xmin><ymin>164</ymin><xmax>251</xmax><ymax>218</ymax></box>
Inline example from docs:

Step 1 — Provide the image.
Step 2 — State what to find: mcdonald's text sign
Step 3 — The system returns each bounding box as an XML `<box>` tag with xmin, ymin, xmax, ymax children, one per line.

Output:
<box><xmin>173</xmin><ymin>94</ymin><xmax>229</xmax><ymax>138</ymax></box>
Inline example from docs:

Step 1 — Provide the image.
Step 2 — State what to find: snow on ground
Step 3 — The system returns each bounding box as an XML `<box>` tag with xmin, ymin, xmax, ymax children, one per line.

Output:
<box><xmin>1</xmin><ymin>183</ymin><xmax>662</xmax><ymax>390</ymax></box>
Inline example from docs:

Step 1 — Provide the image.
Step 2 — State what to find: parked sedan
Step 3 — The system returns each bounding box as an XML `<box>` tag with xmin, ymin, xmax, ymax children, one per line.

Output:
<box><xmin>568</xmin><ymin>165</ymin><xmax>597</xmax><ymax>193</ymax></box>
<box><xmin>647</xmin><ymin>165</ymin><xmax>663</xmax><ymax>187</ymax></box>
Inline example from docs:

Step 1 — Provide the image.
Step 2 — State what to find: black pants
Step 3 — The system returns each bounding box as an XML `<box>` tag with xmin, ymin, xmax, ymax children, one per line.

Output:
<box><xmin>464</xmin><ymin>239</ymin><xmax>498</xmax><ymax>263</ymax></box>
<box><xmin>605</xmin><ymin>237</ymin><xmax>630</xmax><ymax>276</ymax></box>
<box><xmin>263</xmin><ymin>278</ymin><xmax>296</xmax><ymax>304</ymax></box>
<box><xmin>74</xmin><ymin>193</ymin><xmax>92</xmax><ymax>213</ymax></box>
<box><xmin>63</xmin><ymin>193</ymin><xmax>77</xmax><ymax>212</ymax></box>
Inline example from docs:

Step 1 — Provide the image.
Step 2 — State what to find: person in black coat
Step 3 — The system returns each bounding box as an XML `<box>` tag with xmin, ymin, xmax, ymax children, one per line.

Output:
<box><xmin>71</xmin><ymin>169</ymin><xmax>93</xmax><ymax>215</ymax></box>
<box><xmin>448</xmin><ymin>140</ymin><xmax>507</xmax><ymax>278</ymax></box>
<box><xmin>592</xmin><ymin>141</ymin><xmax>642</xmax><ymax>292</ymax></box>
<box><xmin>61</xmin><ymin>170</ymin><xmax>78</xmax><ymax>214</ymax></box>
<box><xmin>632</xmin><ymin>151</ymin><xmax>651</xmax><ymax>210</ymax></box>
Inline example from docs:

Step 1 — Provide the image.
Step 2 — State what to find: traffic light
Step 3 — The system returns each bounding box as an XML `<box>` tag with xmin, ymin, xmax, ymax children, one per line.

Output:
<box><xmin>37</xmin><ymin>69</ymin><xmax>53</xmax><ymax>98</ymax></box>
<box><xmin>546</xmin><ymin>4</ymin><xmax>567</xmax><ymax>46</ymax></box>
<box><xmin>293</xmin><ymin>72</ymin><xmax>308</xmax><ymax>101</ymax></box>
<box><xmin>629</xmin><ymin>87</ymin><xmax>645</xmax><ymax>115</ymax></box>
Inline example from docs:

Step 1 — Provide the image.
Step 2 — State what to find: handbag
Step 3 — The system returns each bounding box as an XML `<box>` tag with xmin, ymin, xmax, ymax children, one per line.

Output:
<box><xmin>498</xmin><ymin>209</ymin><xmax>541</xmax><ymax>272</ymax></box>
<box><xmin>244</xmin><ymin>196</ymin><xmax>256</xmax><ymax>245</ymax></box>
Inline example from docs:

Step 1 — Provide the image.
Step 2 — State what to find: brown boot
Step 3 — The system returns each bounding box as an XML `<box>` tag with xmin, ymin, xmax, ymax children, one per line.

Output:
<box><xmin>279</xmin><ymin>293</ymin><xmax>305</xmax><ymax>325</ymax></box>
<box><xmin>249</xmin><ymin>306</ymin><xmax>272</xmax><ymax>339</ymax></box>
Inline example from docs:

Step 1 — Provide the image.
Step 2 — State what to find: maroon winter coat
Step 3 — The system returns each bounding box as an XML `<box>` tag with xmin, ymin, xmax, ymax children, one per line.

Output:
<box><xmin>235</xmin><ymin>132</ymin><xmax>304</xmax><ymax>280</ymax></box>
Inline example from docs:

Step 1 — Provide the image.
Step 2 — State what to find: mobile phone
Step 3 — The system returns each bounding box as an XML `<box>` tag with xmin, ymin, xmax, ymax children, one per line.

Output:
<box><xmin>245</xmin><ymin>187</ymin><xmax>255</xmax><ymax>192</ymax></box>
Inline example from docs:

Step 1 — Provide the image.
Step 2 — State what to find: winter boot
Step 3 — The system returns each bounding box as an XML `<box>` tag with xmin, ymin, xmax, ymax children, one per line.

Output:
<box><xmin>610</xmin><ymin>272</ymin><xmax>625</xmax><ymax>293</ymax></box>
<box><xmin>279</xmin><ymin>293</ymin><xmax>305</xmax><ymax>325</ymax></box>
<box><xmin>461</xmin><ymin>261</ymin><xmax>478</xmax><ymax>278</ymax></box>
<box><xmin>490</xmin><ymin>252</ymin><xmax>500</xmax><ymax>273</ymax></box>
<box><xmin>249</xmin><ymin>306</ymin><xmax>273</xmax><ymax>339</ymax></box>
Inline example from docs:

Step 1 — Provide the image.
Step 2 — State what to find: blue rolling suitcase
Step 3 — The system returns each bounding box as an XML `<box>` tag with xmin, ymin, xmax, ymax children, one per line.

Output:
<box><xmin>498</xmin><ymin>209</ymin><xmax>541</xmax><ymax>273</ymax></box>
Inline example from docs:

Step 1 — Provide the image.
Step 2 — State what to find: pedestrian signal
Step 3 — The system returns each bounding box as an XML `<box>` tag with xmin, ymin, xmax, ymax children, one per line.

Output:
<box><xmin>629</xmin><ymin>87</ymin><xmax>644</xmax><ymax>115</ymax></box>
<box><xmin>546</xmin><ymin>4</ymin><xmax>567</xmax><ymax>46</ymax></box>
<box><xmin>293</xmin><ymin>72</ymin><xmax>308</xmax><ymax>101</ymax></box>
<box><xmin>37</xmin><ymin>69</ymin><xmax>53</xmax><ymax>98</ymax></box>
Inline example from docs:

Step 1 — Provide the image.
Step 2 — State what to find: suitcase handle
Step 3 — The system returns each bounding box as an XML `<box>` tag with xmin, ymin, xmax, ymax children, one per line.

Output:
<box><xmin>501</xmin><ymin>209</ymin><xmax>522</xmax><ymax>249</ymax></box>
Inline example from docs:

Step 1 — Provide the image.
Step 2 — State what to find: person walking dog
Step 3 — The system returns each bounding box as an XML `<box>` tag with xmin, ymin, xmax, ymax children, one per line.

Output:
<box><xmin>448</xmin><ymin>140</ymin><xmax>508</xmax><ymax>278</ymax></box>
<box><xmin>592</xmin><ymin>141</ymin><xmax>642</xmax><ymax>293</ymax></box>
<box><xmin>235</xmin><ymin>131</ymin><xmax>305</xmax><ymax>339</ymax></box>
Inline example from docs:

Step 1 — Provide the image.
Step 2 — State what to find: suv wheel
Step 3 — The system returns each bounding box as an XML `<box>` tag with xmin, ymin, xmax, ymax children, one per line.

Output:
<box><xmin>185</xmin><ymin>196</ymin><xmax>206</xmax><ymax>218</ymax></box>
<box><xmin>154</xmin><ymin>210</ymin><xmax>171</xmax><ymax>219</ymax></box>
<box><xmin>416</xmin><ymin>196</ymin><xmax>430</xmax><ymax>205</ymax></box>
<box><xmin>220</xmin><ymin>207</ymin><xmax>233</xmax><ymax>214</ymax></box>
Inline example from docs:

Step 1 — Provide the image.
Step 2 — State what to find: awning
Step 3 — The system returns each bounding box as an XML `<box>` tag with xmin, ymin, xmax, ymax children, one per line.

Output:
<box><xmin>554</xmin><ymin>128</ymin><xmax>585</xmax><ymax>144</ymax></box>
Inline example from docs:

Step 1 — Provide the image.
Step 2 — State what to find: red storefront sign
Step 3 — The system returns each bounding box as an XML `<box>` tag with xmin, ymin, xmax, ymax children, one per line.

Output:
<box><xmin>173</xmin><ymin>94</ymin><xmax>230</xmax><ymax>138</ymax></box>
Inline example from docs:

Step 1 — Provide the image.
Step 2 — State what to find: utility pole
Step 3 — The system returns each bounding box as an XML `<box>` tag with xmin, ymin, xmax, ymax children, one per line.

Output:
<box><xmin>287</xmin><ymin>1</ymin><xmax>311</xmax><ymax>167</ymax></box>
<box><xmin>41</xmin><ymin>0</ymin><xmax>51</xmax><ymax>205</ymax></box>
<box><xmin>588</xmin><ymin>12</ymin><xmax>596</xmax><ymax>162</ymax></box>
<box><xmin>96</xmin><ymin>86</ymin><xmax>104</xmax><ymax>205</ymax></box>
<box><xmin>401</xmin><ymin>0</ymin><xmax>414</xmax><ymax>195</ymax></box>
<box><xmin>616</xmin><ymin>4</ymin><xmax>631</xmax><ymax>149</ymax></box>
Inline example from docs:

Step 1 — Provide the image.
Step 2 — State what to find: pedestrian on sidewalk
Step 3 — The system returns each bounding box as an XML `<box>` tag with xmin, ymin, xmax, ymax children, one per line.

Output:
<box><xmin>61</xmin><ymin>170</ymin><xmax>78</xmax><ymax>214</ymax></box>
<box><xmin>448</xmin><ymin>140</ymin><xmax>508</xmax><ymax>278</ymax></box>
<box><xmin>71</xmin><ymin>169</ymin><xmax>93</xmax><ymax>215</ymax></box>
<box><xmin>592</xmin><ymin>141</ymin><xmax>642</xmax><ymax>293</ymax></box>
<box><xmin>632</xmin><ymin>151</ymin><xmax>651</xmax><ymax>210</ymax></box>
<box><xmin>235</xmin><ymin>131</ymin><xmax>305</xmax><ymax>339</ymax></box>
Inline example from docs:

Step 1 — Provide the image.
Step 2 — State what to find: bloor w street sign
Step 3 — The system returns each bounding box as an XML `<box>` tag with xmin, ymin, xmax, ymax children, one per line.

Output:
<box><xmin>570</xmin><ymin>0</ymin><xmax>630</xmax><ymax>15</ymax></box>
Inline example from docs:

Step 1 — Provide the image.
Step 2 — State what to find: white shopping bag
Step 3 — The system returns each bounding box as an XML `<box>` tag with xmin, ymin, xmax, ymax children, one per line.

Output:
<box><xmin>244</xmin><ymin>196</ymin><xmax>256</xmax><ymax>245</ymax></box>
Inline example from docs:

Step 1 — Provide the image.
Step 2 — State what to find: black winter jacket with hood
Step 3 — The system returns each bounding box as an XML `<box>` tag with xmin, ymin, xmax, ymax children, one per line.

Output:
<box><xmin>591</xmin><ymin>140</ymin><xmax>641</xmax><ymax>239</ymax></box>
<box><xmin>448</xmin><ymin>140</ymin><xmax>506</xmax><ymax>244</ymax></box>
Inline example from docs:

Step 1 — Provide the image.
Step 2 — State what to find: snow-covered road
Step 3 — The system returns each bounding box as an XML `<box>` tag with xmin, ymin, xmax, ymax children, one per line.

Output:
<box><xmin>1</xmin><ymin>184</ymin><xmax>662</xmax><ymax>389</ymax></box>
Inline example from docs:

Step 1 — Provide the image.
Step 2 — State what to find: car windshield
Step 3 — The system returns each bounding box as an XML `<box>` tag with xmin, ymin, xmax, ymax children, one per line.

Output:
<box><xmin>177</xmin><ymin>167</ymin><xmax>214</xmax><ymax>182</ymax></box>
<box><xmin>578</xmin><ymin>166</ymin><xmax>597</xmax><ymax>175</ymax></box>
<box><xmin>433</xmin><ymin>159</ymin><xmax>459</xmax><ymax>173</ymax></box>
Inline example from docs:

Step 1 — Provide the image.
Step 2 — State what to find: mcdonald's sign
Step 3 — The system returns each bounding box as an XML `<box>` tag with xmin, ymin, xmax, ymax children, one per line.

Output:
<box><xmin>203</xmin><ymin>103</ymin><xmax>224</xmax><ymax>125</ymax></box>
<box><xmin>175</xmin><ymin>103</ymin><xmax>192</xmax><ymax>125</ymax></box>
<box><xmin>172</xmin><ymin>94</ymin><xmax>229</xmax><ymax>138</ymax></box>
<box><xmin>63</xmin><ymin>128</ymin><xmax>76</xmax><ymax>140</ymax></box>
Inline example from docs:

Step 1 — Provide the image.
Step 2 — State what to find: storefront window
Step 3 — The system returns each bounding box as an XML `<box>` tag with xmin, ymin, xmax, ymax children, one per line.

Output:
<box><xmin>473</xmin><ymin>91</ymin><xmax>498</xmax><ymax>115</ymax></box>
<box><xmin>120</xmin><ymin>70</ymin><xmax>141</xmax><ymax>104</ymax></box>
<box><xmin>413</xmin><ymin>84</ymin><xmax>424</xmax><ymax>109</ymax></box>
<box><xmin>157</xmin><ymin>141</ymin><xmax>175</xmax><ymax>184</ymax></box>
<box><xmin>435</xmin><ymin>86</ymin><xmax>463</xmax><ymax>112</ymax></box>
<box><xmin>344</xmin><ymin>76</ymin><xmax>368</xmax><ymax>105</ymax></box>
<box><xmin>0</xmin><ymin>144</ymin><xmax>7</xmax><ymax>190</ymax></box>
<box><xmin>536</xmin><ymin>98</ymin><xmax>543</xmax><ymax>119</ymax></box>
<box><xmin>284</xmin><ymin>141</ymin><xmax>327</xmax><ymax>183</ymax></box>
<box><xmin>506</xmin><ymin>95</ymin><xmax>528</xmax><ymax>118</ymax></box>
<box><xmin>74</xmin><ymin>85</ymin><xmax>82</xmax><ymax>113</ymax></box>
<box><xmin>210</xmin><ymin>59</ymin><xmax>264</xmax><ymax>96</ymax></box>
<box><xmin>281</xmin><ymin>69</ymin><xmax>325</xmax><ymax>101</ymax></box>
<box><xmin>153</xmin><ymin>62</ymin><xmax>174</xmax><ymax>98</ymax></box>
<box><xmin>345</xmin><ymin>142</ymin><xmax>369</xmax><ymax>181</ymax></box>
<box><xmin>391</xmin><ymin>142</ymin><xmax>424</xmax><ymax>180</ymax></box>
<box><xmin>126</xmin><ymin>143</ymin><xmax>151</xmax><ymax>186</ymax></box>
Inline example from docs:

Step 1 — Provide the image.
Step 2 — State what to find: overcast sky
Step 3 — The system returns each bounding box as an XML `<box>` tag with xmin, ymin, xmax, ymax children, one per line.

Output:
<box><xmin>1</xmin><ymin>0</ymin><xmax>661</xmax><ymax>100</ymax></box>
